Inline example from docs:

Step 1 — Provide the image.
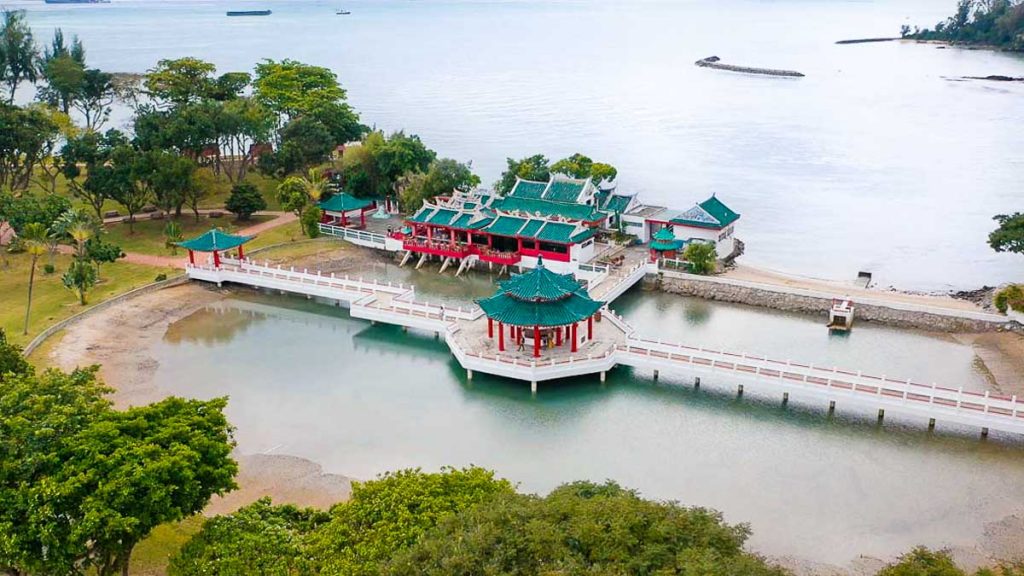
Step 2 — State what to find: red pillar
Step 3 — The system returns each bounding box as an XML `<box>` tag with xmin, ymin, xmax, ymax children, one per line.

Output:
<box><xmin>342</xmin><ymin>213</ymin><xmax>348</xmax><ymax>227</ymax></box>
<box><xmin>533</xmin><ymin>325</ymin><xmax>540</xmax><ymax>358</ymax></box>
<box><xmin>488</xmin><ymin>317</ymin><xmax>493</xmax><ymax>338</ymax></box>
<box><xmin>213</xmin><ymin>250</ymin><xmax>221</xmax><ymax>268</ymax></box>
<box><xmin>237</xmin><ymin>244</ymin><xmax>244</xmax><ymax>261</ymax></box>
<box><xmin>360</xmin><ymin>210</ymin><xmax>366</xmax><ymax>228</ymax></box>
<box><xmin>427</xmin><ymin>227</ymin><xmax>433</xmax><ymax>242</ymax></box>
<box><xmin>571</xmin><ymin>322</ymin><xmax>578</xmax><ymax>353</ymax></box>
<box><xmin>556</xmin><ymin>326</ymin><xmax>562</xmax><ymax>346</ymax></box>
<box><xmin>188</xmin><ymin>250</ymin><xmax>195</xmax><ymax>265</ymax></box>
<box><xmin>498</xmin><ymin>322</ymin><xmax>504</xmax><ymax>351</ymax></box>
<box><xmin>588</xmin><ymin>316</ymin><xmax>594</xmax><ymax>340</ymax></box>
<box><xmin>450</xmin><ymin>229</ymin><xmax>456</xmax><ymax>245</ymax></box>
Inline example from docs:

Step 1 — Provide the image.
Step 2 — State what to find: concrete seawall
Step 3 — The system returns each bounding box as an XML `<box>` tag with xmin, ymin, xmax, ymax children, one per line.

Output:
<box><xmin>655</xmin><ymin>271</ymin><xmax>1011</xmax><ymax>333</ymax></box>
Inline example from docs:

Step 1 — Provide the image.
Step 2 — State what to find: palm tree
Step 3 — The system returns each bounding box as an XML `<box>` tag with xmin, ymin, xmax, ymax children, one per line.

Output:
<box><xmin>21</xmin><ymin>222</ymin><xmax>48</xmax><ymax>335</ymax></box>
<box><xmin>300</xmin><ymin>167</ymin><xmax>328</xmax><ymax>203</ymax></box>
<box><xmin>68</xmin><ymin>221</ymin><xmax>93</xmax><ymax>259</ymax></box>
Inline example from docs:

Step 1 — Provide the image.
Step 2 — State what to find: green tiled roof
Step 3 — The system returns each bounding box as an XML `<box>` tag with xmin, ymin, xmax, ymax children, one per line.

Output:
<box><xmin>318</xmin><ymin>193</ymin><xmax>372</xmax><ymax>213</ymax></box>
<box><xmin>670</xmin><ymin>196</ymin><xmax>740</xmax><ymax>229</ymax></box>
<box><xmin>518</xmin><ymin>219</ymin><xmax>544</xmax><ymax>238</ymax></box>
<box><xmin>427</xmin><ymin>209</ymin><xmax>458</xmax><ymax>226</ymax></box>
<box><xmin>650</xmin><ymin>239</ymin><xmax>683</xmax><ymax>251</ymax></box>
<box><xmin>486</xmin><ymin>216</ymin><xmax>528</xmax><ymax>237</ymax></box>
<box><xmin>450</xmin><ymin>213</ymin><xmax>473</xmax><ymax>229</ymax></box>
<box><xmin>653</xmin><ymin>227</ymin><xmax>676</xmax><ymax>242</ymax></box>
<box><xmin>544</xmin><ymin>180</ymin><xmax>585</xmax><ymax>203</ymax></box>
<box><xmin>409</xmin><ymin>206</ymin><xmax>435</xmax><ymax>223</ymax></box>
<box><xmin>494</xmin><ymin>196</ymin><xmax>605</xmax><ymax>222</ymax></box>
<box><xmin>177</xmin><ymin>228</ymin><xmax>252</xmax><ymax>252</ymax></box>
<box><xmin>570</xmin><ymin>228</ymin><xmax>596</xmax><ymax>243</ymax></box>
<box><xmin>700</xmin><ymin>195</ymin><xmax>740</xmax><ymax>227</ymax></box>
<box><xmin>477</xmin><ymin>260</ymin><xmax>603</xmax><ymax>327</ymax></box>
<box><xmin>604</xmin><ymin>194</ymin><xmax>633</xmax><ymax>213</ymax></box>
<box><xmin>535</xmin><ymin>222</ymin><xmax>574</xmax><ymax>243</ymax></box>
<box><xmin>510</xmin><ymin>179</ymin><xmax>547</xmax><ymax>199</ymax></box>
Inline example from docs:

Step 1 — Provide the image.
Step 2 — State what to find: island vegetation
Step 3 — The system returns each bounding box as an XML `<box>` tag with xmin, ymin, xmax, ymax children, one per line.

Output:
<box><xmin>902</xmin><ymin>0</ymin><xmax>1024</xmax><ymax>51</ymax></box>
<box><xmin>989</xmin><ymin>212</ymin><xmax>1024</xmax><ymax>312</ymax></box>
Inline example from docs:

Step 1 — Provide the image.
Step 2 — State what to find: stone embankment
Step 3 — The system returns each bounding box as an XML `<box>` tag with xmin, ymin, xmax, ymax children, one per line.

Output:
<box><xmin>655</xmin><ymin>272</ymin><xmax>1011</xmax><ymax>333</ymax></box>
<box><xmin>694</xmin><ymin>56</ymin><xmax>805</xmax><ymax>78</ymax></box>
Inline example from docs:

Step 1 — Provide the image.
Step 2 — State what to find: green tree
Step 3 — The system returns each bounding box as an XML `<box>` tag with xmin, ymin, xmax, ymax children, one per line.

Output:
<box><xmin>989</xmin><ymin>212</ymin><xmax>1024</xmax><ymax>255</ymax></box>
<box><xmin>876</xmin><ymin>547</ymin><xmax>965</xmax><ymax>576</ymax></box>
<box><xmin>38</xmin><ymin>28</ymin><xmax>86</xmax><ymax>115</ymax></box>
<box><xmin>151</xmin><ymin>151</ymin><xmax>198</xmax><ymax>217</ymax></box>
<box><xmin>277</xmin><ymin>168</ymin><xmax>329</xmax><ymax>234</ymax></box>
<box><xmin>276</xmin><ymin>175</ymin><xmax>312</xmax><ymax>216</ymax></box>
<box><xmin>684</xmin><ymin>241</ymin><xmax>717</xmax><ymax>275</ymax></box>
<box><xmin>61</xmin><ymin>129</ymin><xmax>130</xmax><ymax>219</ymax></box>
<box><xmin>186</xmin><ymin>169</ymin><xmax>217</xmax><ymax>222</ymax></box>
<box><xmin>144</xmin><ymin>57</ymin><xmax>217</xmax><ymax>107</ymax></box>
<box><xmin>62</xmin><ymin>256</ymin><xmax>97</xmax><ymax>304</ymax></box>
<box><xmin>551</xmin><ymin>152</ymin><xmax>618</xmax><ymax>184</ymax></box>
<box><xmin>19</xmin><ymin>222</ymin><xmax>48</xmax><ymax>334</ymax></box>
<box><xmin>400</xmin><ymin>158</ymin><xmax>479</xmax><ymax>212</ymax></box>
<box><xmin>496</xmin><ymin>154</ymin><xmax>550</xmax><ymax>194</ymax></box>
<box><xmin>0</xmin><ymin>102</ymin><xmax>61</xmax><ymax>191</ymax></box>
<box><xmin>84</xmin><ymin>236</ymin><xmax>124</xmax><ymax>278</ymax></box>
<box><xmin>374</xmin><ymin>131</ymin><xmax>436</xmax><ymax>192</ymax></box>
<box><xmin>0</xmin><ymin>365</ymin><xmax>110</xmax><ymax>575</ymax></box>
<box><xmin>305</xmin><ymin>467</ymin><xmax>514</xmax><ymax>575</ymax></box>
<box><xmin>216</xmin><ymin>96</ymin><xmax>275</xmax><ymax>181</ymax></box>
<box><xmin>0</xmin><ymin>188</ymin><xmax>71</xmax><ymax>235</ymax></box>
<box><xmin>169</xmin><ymin>498</ymin><xmax>329</xmax><ymax>576</ymax></box>
<box><xmin>390</xmin><ymin>480</ymin><xmax>787</xmax><ymax>576</ymax></box>
<box><xmin>0</xmin><ymin>328</ymin><xmax>31</xmax><ymax>378</ymax></box>
<box><xmin>0</xmin><ymin>10</ymin><xmax>40</xmax><ymax>103</ymax></box>
<box><xmin>225</xmin><ymin>181</ymin><xmax>266</xmax><ymax>220</ymax></box>
<box><xmin>994</xmin><ymin>284</ymin><xmax>1024</xmax><ymax>313</ymax></box>
<box><xmin>76</xmin><ymin>68</ymin><xmax>117</xmax><ymax>131</ymax></box>
<box><xmin>253</xmin><ymin>58</ymin><xmax>346</xmax><ymax>121</ymax></box>
<box><xmin>259</xmin><ymin>116</ymin><xmax>335</xmax><ymax>177</ymax></box>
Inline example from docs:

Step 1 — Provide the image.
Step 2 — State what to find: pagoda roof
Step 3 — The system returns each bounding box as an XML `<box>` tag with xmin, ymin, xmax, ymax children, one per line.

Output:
<box><xmin>653</xmin><ymin>227</ymin><xmax>677</xmax><ymax>241</ymax></box>
<box><xmin>544</xmin><ymin>178</ymin><xmax>587</xmax><ymax>203</ymax></box>
<box><xmin>177</xmin><ymin>228</ymin><xmax>253</xmax><ymax>252</ymax></box>
<box><xmin>670</xmin><ymin>195</ymin><xmax>740</xmax><ymax>229</ymax></box>
<box><xmin>318</xmin><ymin>193</ymin><xmax>372</xmax><ymax>213</ymax></box>
<box><xmin>509</xmin><ymin>178</ymin><xmax>547</xmax><ymax>199</ymax></box>
<box><xmin>477</xmin><ymin>259</ymin><xmax>603</xmax><ymax>327</ymax></box>
<box><xmin>603</xmin><ymin>194</ymin><xmax>634</xmax><ymax>213</ymax></box>
<box><xmin>493</xmin><ymin>196</ymin><xmax>605</xmax><ymax>222</ymax></box>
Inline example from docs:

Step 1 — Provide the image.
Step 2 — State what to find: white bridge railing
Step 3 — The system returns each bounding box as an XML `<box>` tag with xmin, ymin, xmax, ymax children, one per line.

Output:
<box><xmin>318</xmin><ymin>223</ymin><xmax>387</xmax><ymax>247</ymax></box>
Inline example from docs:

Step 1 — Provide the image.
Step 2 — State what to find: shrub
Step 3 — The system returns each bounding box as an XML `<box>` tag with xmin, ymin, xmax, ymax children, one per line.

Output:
<box><xmin>155</xmin><ymin>273</ymin><xmax>168</xmax><ymax>282</ymax></box>
<box><xmin>683</xmin><ymin>241</ymin><xmax>717</xmax><ymax>275</ymax></box>
<box><xmin>225</xmin><ymin>182</ymin><xmax>267</xmax><ymax>221</ymax></box>
<box><xmin>42</xmin><ymin>263</ymin><xmax>56</xmax><ymax>274</ymax></box>
<box><xmin>994</xmin><ymin>285</ymin><xmax>1024</xmax><ymax>314</ymax></box>
<box><xmin>300</xmin><ymin>206</ymin><xmax>322</xmax><ymax>238</ymax></box>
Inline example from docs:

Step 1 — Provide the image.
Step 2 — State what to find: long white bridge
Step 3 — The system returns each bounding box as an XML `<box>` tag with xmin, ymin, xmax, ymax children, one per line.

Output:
<box><xmin>186</xmin><ymin>257</ymin><xmax>1024</xmax><ymax>437</ymax></box>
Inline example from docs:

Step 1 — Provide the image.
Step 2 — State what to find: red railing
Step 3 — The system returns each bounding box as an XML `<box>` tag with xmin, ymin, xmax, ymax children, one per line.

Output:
<box><xmin>403</xmin><ymin>238</ymin><xmax>471</xmax><ymax>258</ymax></box>
<box><xmin>477</xmin><ymin>248</ymin><xmax>522</xmax><ymax>266</ymax></box>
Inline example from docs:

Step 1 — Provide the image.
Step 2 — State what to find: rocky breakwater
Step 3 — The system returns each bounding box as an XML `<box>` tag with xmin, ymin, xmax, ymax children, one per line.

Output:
<box><xmin>657</xmin><ymin>273</ymin><xmax>1011</xmax><ymax>333</ymax></box>
<box><xmin>695</xmin><ymin>56</ymin><xmax>805</xmax><ymax>78</ymax></box>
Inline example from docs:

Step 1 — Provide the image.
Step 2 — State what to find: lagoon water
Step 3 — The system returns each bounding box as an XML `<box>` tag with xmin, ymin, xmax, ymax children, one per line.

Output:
<box><xmin>13</xmin><ymin>0</ymin><xmax>1024</xmax><ymax>290</ymax></box>
<box><xmin>148</xmin><ymin>268</ymin><xmax>1024</xmax><ymax>565</ymax></box>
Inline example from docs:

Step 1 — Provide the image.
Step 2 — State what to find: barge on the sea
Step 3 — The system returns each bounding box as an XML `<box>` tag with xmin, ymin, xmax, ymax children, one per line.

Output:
<box><xmin>226</xmin><ymin>10</ymin><xmax>272</xmax><ymax>16</ymax></box>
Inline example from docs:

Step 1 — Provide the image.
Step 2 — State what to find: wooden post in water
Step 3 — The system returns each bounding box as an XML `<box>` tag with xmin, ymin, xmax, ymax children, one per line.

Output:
<box><xmin>877</xmin><ymin>409</ymin><xmax>885</xmax><ymax>423</ymax></box>
<box><xmin>737</xmin><ymin>384</ymin><xmax>744</xmax><ymax>398</ymax></box>
<box><xmin>782</xmin><ymin>392</ymin><xmax>789</xmax><ymax>406</ymax></box>
<box><xmin>928</xmin><ymin>418</ymin><xmax>936</xmax><ymax>431</ymax></box>
<box><xmin>981</xmin><ymin>427</ymin><xmax>989</xmax><ymax>439</ymax></box>
<box><xmin>694</xmin><ymin>377</ymin><xmax>700</xmax><ymax>389</ymax></box>
<box><xmin>531</xmin><ymin>381</ymin><xmax>537</xmax><ymax>395</ymax></box>
<box><xmin>828</xmin><ymin>400</ymin><xmax>836</xmax><ymax>415</ymax></box>
<box><xmin>653</xmin><ymin>370</ymin><xmax>659</xmax><ymax>380</ymax></box>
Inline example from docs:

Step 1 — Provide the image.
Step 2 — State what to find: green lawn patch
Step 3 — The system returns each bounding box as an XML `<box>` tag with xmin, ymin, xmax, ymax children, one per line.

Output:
<box><xmin>102</xmin><ymin>215</ymin><xmax>273</xmax><ymax>257</ymax></box>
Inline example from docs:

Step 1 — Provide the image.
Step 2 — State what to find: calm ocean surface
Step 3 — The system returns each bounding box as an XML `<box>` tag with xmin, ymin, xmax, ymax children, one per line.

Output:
<box><xmin>12</xmin><ymin>0</ymin><xmax>1024</xmax><ymax>290</ymax></box>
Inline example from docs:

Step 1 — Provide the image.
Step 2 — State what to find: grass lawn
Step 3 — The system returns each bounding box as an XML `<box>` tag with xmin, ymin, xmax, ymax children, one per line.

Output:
<box><xmin>102</xmin><ymin>215</ymin><xmax>274</xmax><ymax>257</ymax></box>
<box><xmin>1</xmin><ymin>252</ymin><xmax>177</xmax><ymax>348</ymax></box>
<box><xmin>130</xmin><ymin>516</ymin><xmax>204</xmax><ymax>576</ymax></box>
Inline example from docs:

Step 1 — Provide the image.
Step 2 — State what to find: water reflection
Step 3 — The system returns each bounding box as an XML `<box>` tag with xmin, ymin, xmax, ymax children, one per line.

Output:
<box><xmin>164</xmin><ymin>306</ymin><xmax>269</xmax><ymax>346</ymax></box>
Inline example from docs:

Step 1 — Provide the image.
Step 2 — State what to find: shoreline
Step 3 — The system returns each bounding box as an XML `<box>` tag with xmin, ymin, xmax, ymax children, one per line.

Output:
<box><xmin>41</xmin><ymin>244</ymin><xmax>1024</xmax><ymax>573</ymax></box>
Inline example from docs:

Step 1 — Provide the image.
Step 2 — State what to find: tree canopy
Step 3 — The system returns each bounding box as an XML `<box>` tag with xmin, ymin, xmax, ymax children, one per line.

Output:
<box><xmin>496</xmin><ymin>153</ymin><xmax>618</xmax><ymax>194</ymax></box>
<box><xmin>905</xmin><ymin>0</ymin><xmax>1024</xmax><ymax>50</ymax></box>
<box><xmin>989</xmin><ymin>212</ymin><xmax>1024</xmax><ymax>255</ymax></box>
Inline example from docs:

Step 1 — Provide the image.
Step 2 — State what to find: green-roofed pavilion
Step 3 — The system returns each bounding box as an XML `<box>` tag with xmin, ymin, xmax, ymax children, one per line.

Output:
<box><xmin>177</xmin><ymin>228</ymin><xmax>254</xmax><ymax>267</ymax></box>
<box><xmin>476</xmin><ymin>258</ymin><xmax>603</xmax><ymax>357</ymax></box>
<box><xmin>319</xmin><ymin>193</ymin><xmax>376</xmax><ymax>227</ymax></box>
<box><xmin>649</xmin><ymin>227</ymin><xmax>683</xmax><ymax>262</ymax></box>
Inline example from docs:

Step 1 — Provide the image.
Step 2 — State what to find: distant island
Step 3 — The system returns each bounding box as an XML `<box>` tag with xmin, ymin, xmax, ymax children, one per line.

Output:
<box><xmin>902</xmin><ymin>0</ymin><xmax>1024</xmax><ymax>51</ymax></box>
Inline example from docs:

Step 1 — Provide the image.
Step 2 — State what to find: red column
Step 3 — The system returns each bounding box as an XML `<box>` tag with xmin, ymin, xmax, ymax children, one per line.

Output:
<box><xmin>237</xmin><ymin>244</ymin><xmax>244</xmax><ymax>261</ymax></box>
<box><xmin>588</xmin><ymin>316</ymin><xmax>594</xmax><ymax>340</ymax></box>
<box><xmin>213</xmin><ymin>250</ymin><xmax>221</xmax><ymax>268</ymax></box>
<box><xmin>533</xmin><ymin>325</ymin><xmax>540</xmax><ymax>358</ymax></box>
<box><xmin>360</xmin><ymin>210</ymin><xmax>366</xmax><ymax>227</ymax></box>
<box><xmin>498</xmin><ymin>322</ymin><xmax>505</xmax><ymax>351</ymax></box>
<box><xmin>188</xmin><ymin>250</ymin><xmax>195</xmax><ymax>265</ymax></box>
<box><xmin>571</xmin><ymin>322</ymin><xmax>578</xmax><ymax>353</ymax></box>
<box><xmin>427</xmin><ymin>227</ymin><xmax>433</xmax><ymax>242</ymax></box>
<box><xmin>488</xmin><ymin>317</ymin><xmax>493</xmax><ymax>338</ymax></box>
<box><xmin>556</xmin><ymin>326</ymin><xmax>562</xmax><ymax>346</ymax></box>
<box><xmin>450</xmin><ymin>229</ymin><xmax>456</xmax><ymax>245</ymax></box>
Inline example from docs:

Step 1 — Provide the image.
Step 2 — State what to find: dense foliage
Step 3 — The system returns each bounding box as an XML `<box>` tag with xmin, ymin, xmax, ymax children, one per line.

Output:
<box><xmin>684</xmin><ymin>241</ymin><xmax>717</xmax><ymax>275</ymax></box>
<box><xmin>989</xmin><ymin>212</ymin><xmax>1024</xmax><ymax>255</ymax></box>
<box><xmin>225</xmin><ymin>181</ymin><xmax>267</xmax><ymax>220</ymax></box>
<box><xmin>904</xmin><ymin>0</ymin><xmax>1024</xmax><ymax>50</ymax></box>
<box><xmin>496</xmin><ymin>152</ymin><xmax>617</xmax><ymax>194</ymax></box>
<box><xmin>0</xmin><ymin>339</ymin><xmax>238</xmax><ymax>576</ymax></box>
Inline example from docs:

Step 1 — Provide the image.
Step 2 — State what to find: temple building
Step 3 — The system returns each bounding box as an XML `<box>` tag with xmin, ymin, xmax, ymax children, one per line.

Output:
<box><xmin>477</xmin><ymin>257</ymin><xmax>604</xmax><ymax>358</ymax></box>
<box><xmin>385</xmin><ymin>173</ymin><xmax>740</xmax><ymax>274</ymax></box>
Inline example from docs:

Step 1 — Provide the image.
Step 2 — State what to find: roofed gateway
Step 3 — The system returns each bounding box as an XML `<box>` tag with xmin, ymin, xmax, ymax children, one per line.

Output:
<box><xmin>477</xmin><ymin>257</ymin><xmax>604</xmax><ymax>358</ymax></box>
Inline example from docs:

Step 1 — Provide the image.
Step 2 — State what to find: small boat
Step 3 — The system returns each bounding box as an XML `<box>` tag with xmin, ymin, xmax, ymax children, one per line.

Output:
<box><xmin>226</xmin><ymin>10</ymin><xmax>272</xmax><ymax>16</ymax></box>
<box><xmin>336</xmin><ymin>9</ymin><xmax>351</xmax><ymax>14</ymax></box>
<box><xmin>45</xmin><ymin>0</ymin><xmax>110</xmax><ymax>4</ymax></box>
